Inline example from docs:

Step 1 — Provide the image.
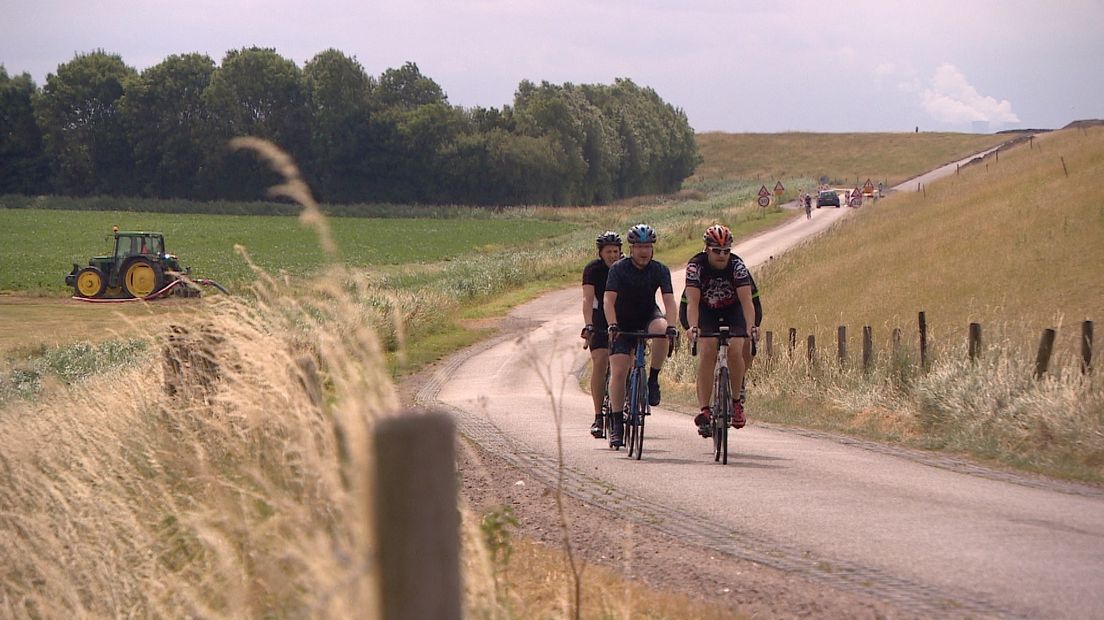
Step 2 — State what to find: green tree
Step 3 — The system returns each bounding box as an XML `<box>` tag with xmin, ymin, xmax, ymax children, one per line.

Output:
<box><xmin>120</xmin><ymin>53</ymin><xmax>217</xmax><ymax>199</ymax></box>
<box><xmin>374</xmin><ymin>62</ymin><xmax>446</xmax><ymax>109</ymax></box>
<box><xmin>0</xmin><ymin>67</ymin><xmax>49</xmax><ymax>194</ymax></box>
<box><xmin>33</xmin><ymin>51</ymin><xmax>138</xmax><ymax>195</ymax></box>
<box><xmin>302</xmin><ymin>49</ymin><xmax>375</xmax><ymax>202</ymax></box>
<box><xmin>203</xmin><ymin>47</ymin><xmax>310</xmax><ymax>200</ymax></box>
<box><xmin>364</xmin><ymin>63</ymin><xmax>459</xmax><ymax>203</ymax></box>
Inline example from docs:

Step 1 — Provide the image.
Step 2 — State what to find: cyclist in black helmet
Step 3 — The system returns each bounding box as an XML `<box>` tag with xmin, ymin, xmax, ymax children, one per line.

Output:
<box><xmin>581</xmin><ymin>231</ymin><xmax>623</xmax><ymax>438</ymax></box>
<box><xmin>603</xmin><ymin>223</ymin><xmax>678</xmax><ymax>447</ymax></box>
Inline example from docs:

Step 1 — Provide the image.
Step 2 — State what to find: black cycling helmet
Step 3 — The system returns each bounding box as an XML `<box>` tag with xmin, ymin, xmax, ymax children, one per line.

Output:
<box><xmin>627</xmin><ymin>223</ymin><xmax>657</xmax><ymax>245</ymax></box>
<box><xmin>595</xmin><ymin>230</ymin><xmax>623</xmax><ymax>250</ymax></box>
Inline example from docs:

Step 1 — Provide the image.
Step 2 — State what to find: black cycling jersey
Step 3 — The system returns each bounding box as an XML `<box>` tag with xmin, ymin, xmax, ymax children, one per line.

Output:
<box><xmin>680</xmin><ymin>252</ymin><xmax>762</xmax><ymax>329</ymax></box>
<box><xmin>605</xmin><ymin>257</ymin><xmax>673</xmax><ymax>330</ymax></box>
<box><xmin>685</xmin><ymin>251</ymin><xmax>752</xmax><ymax>309</ymax></box>
<box><xmin>582</xmin><ymin>258</ymin><xmax>610</xmax><ymax>326</ymax></box>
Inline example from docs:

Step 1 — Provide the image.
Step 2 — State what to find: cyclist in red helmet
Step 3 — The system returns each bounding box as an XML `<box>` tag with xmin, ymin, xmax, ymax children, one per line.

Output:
<box><xmin>582</xmin><ymin>231</ymin><xmax>623</xmax><ymax>438</ymax></box>
<box><xmin>684</xmin><ymin>224</ymin><xmax>758</xmax><ymax>437</ymax></box>
<box><xmin>603</xmin><ymin>224</ymin><xmax>678</xmax><ymax>447</ymax></box>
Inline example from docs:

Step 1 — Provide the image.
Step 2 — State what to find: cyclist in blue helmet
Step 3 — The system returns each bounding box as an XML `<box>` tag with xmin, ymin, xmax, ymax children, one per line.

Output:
<box><xmin>582</xmin><ymin>231</ymin><xmax>623</xmax><ymax>438</ymax></box>
<box><xmin>603</xmin><ymin>224</ymin><xmax>678</xmax><ymax>447</ymax></box>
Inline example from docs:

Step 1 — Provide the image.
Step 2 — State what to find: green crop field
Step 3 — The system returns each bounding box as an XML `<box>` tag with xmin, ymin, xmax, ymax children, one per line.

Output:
<box><xmin>0</xmin><ymin>208</ymin><xmax>576</xmax><ymax>293</ymax></box>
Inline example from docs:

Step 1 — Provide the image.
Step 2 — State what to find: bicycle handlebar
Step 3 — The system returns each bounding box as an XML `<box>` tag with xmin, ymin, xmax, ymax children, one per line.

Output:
<box><xmin>690</xmin><ymin>327</ymin><xmax>734</xmax><ymax>357</ymax></box>
<box><xmin>611</xmin><ymin>331</ymin><xmax>678</xmax><ymax>358</ymax></box>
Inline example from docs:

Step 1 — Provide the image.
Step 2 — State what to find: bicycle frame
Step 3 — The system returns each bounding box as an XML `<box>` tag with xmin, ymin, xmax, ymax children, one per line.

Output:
<box><xmin>614</xmin><ymin>331</ymin><xmax>671</xmax><ymax>460</ymax></box>
<box><xmin>693</xmin><ymin>326</ymin><xmax>735</xmax><ymax>464</ymax></box>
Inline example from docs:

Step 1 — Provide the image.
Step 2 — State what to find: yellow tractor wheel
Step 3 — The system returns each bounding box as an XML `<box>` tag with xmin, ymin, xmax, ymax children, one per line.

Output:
<box><xmin>75</xmin><ymin>267</ymin><xmax>106</xmax><ymax>298</ymax></box>
<box><xmin>123</xmin><ymin>258</ymin><xmax>164</xmax><ymax>298</ymax></box>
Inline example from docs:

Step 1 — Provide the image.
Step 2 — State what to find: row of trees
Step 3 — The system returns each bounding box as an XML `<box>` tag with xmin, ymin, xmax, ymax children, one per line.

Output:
<box><xmin>0</xmin><ymin>48</ymin><xmax>700</xmax><ymax>206</ymax></box>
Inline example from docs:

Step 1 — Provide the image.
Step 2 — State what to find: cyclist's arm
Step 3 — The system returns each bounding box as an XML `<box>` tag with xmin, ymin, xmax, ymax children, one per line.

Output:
<box><xmin>582</xmin><ymin>284</ymin><xmax>596</xmax><ymax>326</ymax></box>
<box><xmin>685</xmin><ymin>287</ymin><xmax>702</xmax><ymax>332</ymax></box>
<box><xmin>661</xmin><ymin>292</ymin><xmax>678</xmax><ymax>329</ymax></box>
<box><xmin>603</xmin><ymin>290</ymin><xmax>618</xmax><ymax>326</ymax></box>
<box><xmin>737</xmin><ymin>284</ymin><xmax>756</xmax><ymax>338</ymax></box>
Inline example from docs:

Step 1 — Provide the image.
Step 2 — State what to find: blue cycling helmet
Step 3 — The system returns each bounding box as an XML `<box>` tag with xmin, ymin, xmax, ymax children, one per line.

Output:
<box><xmin>595</xmin><ymin>230</ymin><xmax>623</xmax><ymax>250</ymax></box>
<box><xmin>627</xmin><ymin>224</ymin><xmax>657</xmax><ymax>245</ymax></box>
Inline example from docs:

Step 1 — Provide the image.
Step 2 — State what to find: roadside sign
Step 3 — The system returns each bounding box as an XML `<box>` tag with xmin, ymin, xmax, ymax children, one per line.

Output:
<box><xmin>757</xmin><ymin>196</ymin><xmax>770</xmax><ymax>208</ymax></box>
<box><xmin>774</xmin><ymin>181</ymin><xmax>785</xmax><ymax>195</ymax></box>
<box><xmin>758</xmin><ymin>185</ymin><xmax>771</xmax><ymax>198</ymax></box>
<box><xmin>849</xmin><ymin>196</ymin><xmax>862</xmax><ymax>208</ymax></box>
<box><xmin>863</xmin><ymin>179</ymin><xmax>875</xmax><ymax>195</ymax></box>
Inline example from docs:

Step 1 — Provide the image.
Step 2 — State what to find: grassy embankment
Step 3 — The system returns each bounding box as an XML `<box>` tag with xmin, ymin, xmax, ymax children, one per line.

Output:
<box><xmin>666</xmin><ymin>126</ymin><xmax>1104</xmax><ymax>482</ymax></box>
<box><xmin>0</xmin><ymin>131</ymin><xmax>1026</xmax><ymax>616</ymax></box>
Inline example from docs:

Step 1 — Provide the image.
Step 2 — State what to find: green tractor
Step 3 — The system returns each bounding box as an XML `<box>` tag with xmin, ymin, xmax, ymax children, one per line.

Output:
<box><xmin>65</xmin><ymin>229</ymin><xmax>195</xmax><ymax>299</ymax></box>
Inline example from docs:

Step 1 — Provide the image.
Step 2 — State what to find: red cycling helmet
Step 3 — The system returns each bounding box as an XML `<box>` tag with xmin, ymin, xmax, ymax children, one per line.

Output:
<box><xmin>703</xmin><ymin>224</ymin><xmax>732</xmax><ymax>248</ymax></box>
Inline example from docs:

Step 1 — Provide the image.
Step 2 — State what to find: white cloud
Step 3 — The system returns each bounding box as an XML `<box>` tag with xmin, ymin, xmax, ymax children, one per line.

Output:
<box><xmin>920</xmin><ymin>63</ymin><xmax>1020</xmax><ymax>124</ymax></box>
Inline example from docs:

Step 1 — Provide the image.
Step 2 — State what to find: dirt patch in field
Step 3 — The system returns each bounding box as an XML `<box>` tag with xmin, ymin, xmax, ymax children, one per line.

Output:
<box><xmin>0</xmin><ymin>295</ymin><xmax>202</xmax><ymax>355</ymax></box>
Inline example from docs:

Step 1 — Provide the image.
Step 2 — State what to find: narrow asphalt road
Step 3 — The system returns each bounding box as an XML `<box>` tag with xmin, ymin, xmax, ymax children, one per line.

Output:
<box><xmin>420</xmin><ymin>145</ymin><xmax>1104</xmax><ymax>618</ymax></box>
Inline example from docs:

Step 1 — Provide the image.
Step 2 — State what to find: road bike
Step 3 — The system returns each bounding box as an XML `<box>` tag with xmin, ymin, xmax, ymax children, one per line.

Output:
<box><xmin>613</xmin><ymin>331</ymin><xmax>674</xmax><ymax>460</ymax></box>
<box><xmin>692</xmin><ymin>326</ymin><xmax>736</xmax><ymax>464</ymax></box>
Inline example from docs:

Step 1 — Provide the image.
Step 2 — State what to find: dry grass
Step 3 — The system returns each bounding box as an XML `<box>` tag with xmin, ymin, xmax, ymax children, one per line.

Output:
<box><xmin>0</xmin><ymin>138</ymin><xmax>402</xmax><ymax>616</ymax></box>
<box><xmin>691</xmin><ymin>131</ymin><xmax>1013</xmax><ymax>187</ymax></box>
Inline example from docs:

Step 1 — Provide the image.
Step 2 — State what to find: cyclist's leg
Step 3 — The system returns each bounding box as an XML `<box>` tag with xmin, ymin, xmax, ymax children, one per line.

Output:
<box><xmin>607</xmin><ymin>336</ymin><xmax>633</xmax><ymax>416</ymax></box>
<box><xmin>695</xmin><ymin>337</ymin><xmax>719</xmax><ymax>408</ymax></box>
<box><xmin>589</xmin><ymin>347</ymin><xmax>609</xmax><ymax>416</ymax></box>
<box><xmin>695</xmin><ymin>307</ymin><xmax>724</xmax><ymax>408</ymax></box>
<box><xmin>589</xmin><ymin>347</ymin><xmax>609</xmax><ymax>437</ymax></box>
<box><xmin>741</xmin><ymin>337</ymin><xmax>756</xmax><ymax>403</ymax></box>
<box><xmin>647</xmin><ymin>315</ymin><xmax>669</xmax><ymax>366</ymax></box>
<box><xmin>728</xmin><ymin>337</ymin><xmax>747</xmax><ymax>396</ymax></box>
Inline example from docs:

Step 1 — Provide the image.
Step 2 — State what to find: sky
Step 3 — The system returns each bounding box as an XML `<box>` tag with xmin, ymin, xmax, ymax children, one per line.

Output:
<box><xmin>2</xmin><ymin>0</ymin><xmax>1102</xmax><ymax>133</ymax></box>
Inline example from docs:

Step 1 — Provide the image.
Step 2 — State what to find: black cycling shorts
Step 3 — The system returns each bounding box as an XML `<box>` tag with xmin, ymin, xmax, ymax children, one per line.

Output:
<box><xmin>610</xmin><ymin>308</ymin><xmax>664</xmax><ymax>356</ymax></box>
<box><xmin>698</xmin><ymin>305</ymin><xmax>749</xmax><ymax>338</ymax></box>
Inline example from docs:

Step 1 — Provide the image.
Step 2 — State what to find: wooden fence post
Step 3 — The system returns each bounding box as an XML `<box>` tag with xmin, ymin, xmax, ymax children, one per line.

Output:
<box><xmin>765</xmin><ymin>330</ymin><xmax>774</xmax><ymax>360</ymax></box>
<box><xmin>837</xmin><ymin>325</ymin><xmax>847</xmax><ymax>367</ymax></box>
<box><xmin>1083</xmin><ymin>320</ymin><xmax>1094</xmax><ymax>375</ymax></box>
<box><xmin>918</xmin><ymin>311</ymin><xmax>928</xmax><ymax>370</ymax></box>
<box><xmin>375</xmin><ymin>412</ymin><xmax>461</xmax><ymax>620</ymax></box>
<box><xmin>862</xmin><ymin>326</ymin><xmax>872</xmax><ymax>373</ymax></box>
<box><xmin>788</xmin><ymin>328</ymin><xmax>797</xmax><ymax>357</ymax></box>
<box><xmin>892</xmin><ymin>327</ymin><xmax>902</xmax><ymax>352</ymax></box>
<box><xmin>807</xmin><ymin>335</ymin><xmax>816</xmax><ymax>366</ymax></box>
<box><xmin>969</xmin><ymin>322</ymin><xmax>983</xmax><ymax>363</ymax></box>
<box><xmin>1034</xmin><ymin>329</ymin><xmax>1057</xmax><ymax>380</ymax></box>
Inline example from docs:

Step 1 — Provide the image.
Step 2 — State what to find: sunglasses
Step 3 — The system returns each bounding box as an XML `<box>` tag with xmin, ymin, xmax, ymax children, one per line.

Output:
<box><xmin>709</xmin><ymin>247</ymin><xmax>732</xmax><ymax>255</ymax></box>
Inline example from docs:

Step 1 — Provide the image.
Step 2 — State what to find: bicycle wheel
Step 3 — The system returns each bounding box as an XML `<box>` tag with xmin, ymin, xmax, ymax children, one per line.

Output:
<box><xmin>716</xmin><ymin>367</ymin><xmax>731</xmax><ymax>465</ymax></box>
<box><xmin>602</xmin><ymin>383</ymin><xmax>616</xmax><ymax>449</ymax></box>
<box><xmin>711</xmin><ymin>372</ymin><xmax>723</xmax><ymax>461</ymax></box>
<box><xmin>624</xmin><ymin>368</ymin><xmax>638</xmax><ymax>457</ymax></box>
<box><xmin>632</xmin><ymin>367</ymin><xmax>647</xmax><ymax>460</ymax></box>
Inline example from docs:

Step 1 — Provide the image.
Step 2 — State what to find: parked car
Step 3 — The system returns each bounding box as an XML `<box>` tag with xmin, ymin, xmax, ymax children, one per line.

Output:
<box><xmin>816</xmin><ymin>190</ymin><xmax>841</xmax><ymax>208</ymax></box>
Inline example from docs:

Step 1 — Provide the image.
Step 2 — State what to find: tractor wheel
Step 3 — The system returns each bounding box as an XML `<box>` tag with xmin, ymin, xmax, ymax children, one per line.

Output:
<box><xmin>123</xmin><ymin>258</ymin><xmax>164</xmax><ymax>298</ymax></box>
<box><xmin>74</xmin><ymin>267</ymin><xmax>106</xmax><ymax>298</ymax></box>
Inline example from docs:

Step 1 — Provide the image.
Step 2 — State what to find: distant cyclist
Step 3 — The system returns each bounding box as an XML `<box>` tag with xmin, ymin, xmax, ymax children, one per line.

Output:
<box><xmin>581</xmin><ymin>231</ymin><xmax>623</xmax><ymax>439</ymax></box>
<box><xmin>684</xmin><ymin>225</ymin><xmax>758</xmax><ymax>437</ymax></box>
<box><xmin>603</xmin><ymin>224</ymin><xmax>678</xmax><ymax>447</ymax></box>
